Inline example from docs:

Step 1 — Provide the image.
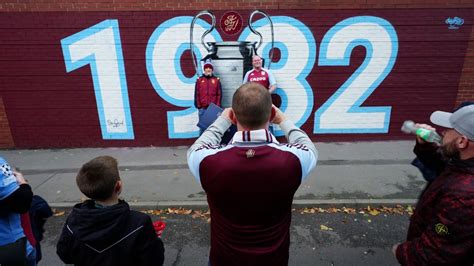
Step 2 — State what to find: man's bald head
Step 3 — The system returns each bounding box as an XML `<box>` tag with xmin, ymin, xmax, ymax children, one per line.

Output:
<box><xmin>232</xmin><ymin>82</ymin><xmax>272</xmax><ymax>129</ymax></box>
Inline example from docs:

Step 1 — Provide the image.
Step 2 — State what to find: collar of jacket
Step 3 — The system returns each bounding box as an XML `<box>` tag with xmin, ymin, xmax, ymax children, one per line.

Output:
<box><xmin>231</xmin><ymin>129</ymin><xmax>279</xmax><ymax>144</ymax></box>
<box><xmin>447</xmin><ymin>156</ymin><xmax>474</xmax><ymax>175</ymax></box>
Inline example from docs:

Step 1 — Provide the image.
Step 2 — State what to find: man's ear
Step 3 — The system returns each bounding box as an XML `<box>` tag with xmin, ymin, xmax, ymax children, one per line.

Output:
<box><xmin>115</xmin><ymin>180</ymin><xmax>123</xmax><ymax>195</ymax></box>
<box><xmin>458</xmin><ymin>136</ymin><xmax>470</xmax><ymax>149</ymax></box>
<box><xmin>229</xmin><ymin>109</ymin><xmax>237</xmax><ymax>124</ymax></box>
<box><xmin>269</xmin><ymin>106</ymin><xmax>276</xmax><ymax>122</ymax></box>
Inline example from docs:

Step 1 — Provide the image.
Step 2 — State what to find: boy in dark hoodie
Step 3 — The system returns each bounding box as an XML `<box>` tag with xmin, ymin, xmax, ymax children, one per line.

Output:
<box><xmin>56</xmin><ymin>156</ymin><xmax>164</xmax><ymax>266</ymax></box>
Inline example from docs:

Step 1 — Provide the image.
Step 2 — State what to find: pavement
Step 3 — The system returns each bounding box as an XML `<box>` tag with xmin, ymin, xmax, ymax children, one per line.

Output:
<box><xmin>0</xmin><ymin>140</ymin><xmax>426</xmax><ymax>208</ymax></box>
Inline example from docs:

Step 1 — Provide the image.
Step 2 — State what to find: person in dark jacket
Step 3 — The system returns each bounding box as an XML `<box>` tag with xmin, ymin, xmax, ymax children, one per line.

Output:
<box><xmin>194</xmin><ymin>59</ymin><xmax>222</xmax><ymax>135</ymax></box>
<box><xmin>56</xmin><ymin>156</ymin><xmax>164</xmax><ymax>266</ymax></box>
<box><xmin>29</xmin><ymin>195</ymin><xmax>53</xmax><ymax>263</ymax></box>
<box><xmin>393</xmin><ymin>102</ymin><xmax>474</xmax><ymax>265</ymax></box>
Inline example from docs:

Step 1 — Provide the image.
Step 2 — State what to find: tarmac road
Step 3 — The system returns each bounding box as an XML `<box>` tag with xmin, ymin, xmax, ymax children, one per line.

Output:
<box><xmin>39</xmin><ymin>207</ymin><xmax>410</xmax><ymax>266</ymax></box>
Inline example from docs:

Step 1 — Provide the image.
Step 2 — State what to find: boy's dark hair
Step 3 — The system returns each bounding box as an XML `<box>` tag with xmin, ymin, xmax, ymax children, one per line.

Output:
<box><xmin>232</xmin><ymin>82</ymin><xmax>272</xmax><ymax>129</ymax></box>
<box><xmin>76</xmin><ymin>156</ymin><xmax>120</xmax><ymax>201</ymax></box>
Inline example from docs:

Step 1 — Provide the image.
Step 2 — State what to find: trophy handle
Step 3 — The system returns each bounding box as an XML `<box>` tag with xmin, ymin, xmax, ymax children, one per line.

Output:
<box><xmin>190</xmin><ymin>10</ymin><xmax>216</xmax><ymax>75</ymax></box>
<box><xmin>248</xmin><ymin>10</ymin><xmax>275</xmax><ymax>69</ymax></box>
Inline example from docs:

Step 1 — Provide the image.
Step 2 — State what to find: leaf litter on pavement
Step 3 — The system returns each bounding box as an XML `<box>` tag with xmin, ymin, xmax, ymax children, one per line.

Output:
<box><xmin>320</xmin><ymin>224</ymin><xmax>333</xmax><ymax>231</ymax></box>
<box><xmin>298</xmin><ymin>205</ymin><xmax>413</xmax><ymax>216</ymax></box>
<box><xmin>139</xmin><ymin>205</ymin><xmax>414</xmax><ymax>224</ymax></box>
<box><xmin>52</xmin><ymin>209</ymin><xmax>65</xmax><ymax>217</ymax></box>
<box><xmin>142</xmin><ymin>207</ymin><xmax>211</xmax><ymax>222</ymax></box>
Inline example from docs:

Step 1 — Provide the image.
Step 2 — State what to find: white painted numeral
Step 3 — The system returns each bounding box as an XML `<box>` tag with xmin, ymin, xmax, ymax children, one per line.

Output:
<box><xmin>239</xmin><ymin>16</ymin><xmax>316</xmax><ymax>136</ymax></box>
<box><xmin>146</xmin><ymin>17</ymin><xmax>222</xmax><ymax>138</ymax></box>
<box><xmin>315</xmin><ymin>16</ymin><xmax>398</xmax><ymax>133</ymax></box>
<box><xmin>61</xmin><ymin>20</ymin><xmax>134</xmax><ymax>139</ymax></box>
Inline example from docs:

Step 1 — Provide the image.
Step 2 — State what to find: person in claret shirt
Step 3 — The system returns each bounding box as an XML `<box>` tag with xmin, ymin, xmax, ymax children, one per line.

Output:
<box><xmin>187</xmin><ymin>82</ymin><xmax>318</xmax><ymax>266</ymax></box>
<box><xmin>243</xmin><ymin>55</ymin><xmax>277</xmax><ymax>94</ymax></box>
<box><xmin>194</xmin><ymin>59</ymin><xmax>222</xmax><ymax>135</ymax></box>
<box><xmin>243</xmin><ymin>55</ymin><xmax>278</xmax><ymax>133</ymax></box>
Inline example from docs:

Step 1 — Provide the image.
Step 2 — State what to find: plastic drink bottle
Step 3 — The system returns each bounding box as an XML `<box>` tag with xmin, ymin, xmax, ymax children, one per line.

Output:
<box><xmin>401</xmin><ymin>120</ymin><xmax>442</xmax><ymax>145</ymax></box>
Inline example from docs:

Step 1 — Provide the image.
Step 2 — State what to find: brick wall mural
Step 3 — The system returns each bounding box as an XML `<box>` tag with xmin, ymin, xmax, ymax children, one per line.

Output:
<box><xmin>0</xmin><ymin>7</ymin><xmax>472</xmax><ymax>148</ymax></box>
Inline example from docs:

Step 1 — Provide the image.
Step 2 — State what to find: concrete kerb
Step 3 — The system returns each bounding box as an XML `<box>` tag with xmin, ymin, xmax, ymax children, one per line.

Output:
<box><xmin>48</xmin><ymin>199</ymin><xmax>418</xmax><ymax>209</ymax></box>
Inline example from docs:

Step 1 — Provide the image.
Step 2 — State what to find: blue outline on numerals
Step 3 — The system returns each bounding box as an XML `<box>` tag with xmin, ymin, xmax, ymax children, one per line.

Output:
<box><xmin>175</xmin><ymin>43</ymin><xmax>204</xmax><ymax>84</ymax></box>
<box><xmin>261</xmin><ymin>42</ymin><xmax>289</xmax><ymax>117</ymax></box>
<box><xmin>61</xmin><ymin>19</ymin><xmax>134</xmax><ymax>140</ymax></box>
<box><xmin>146</xmin><ymin>16</ymin><xmax>222</xmax><ymax>138</ymax></box>
<box><xmin>239</xmin><ymin>16</ymin><xmax>316</xmax><ymax>136</ymax></box>
<box><xmin>262</xmin><ymin>41</ymin><xmax>289</xmax><ymax>70</ymax></box>
<box><xmin>314</xmin><ymin>16</ymin><xmax>398</xmax><ymax>134</ymax></box>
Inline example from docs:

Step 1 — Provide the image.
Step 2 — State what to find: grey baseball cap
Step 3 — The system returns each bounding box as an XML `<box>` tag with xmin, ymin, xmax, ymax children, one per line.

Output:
<box><xmin>430</xmin><ymin>102</ymin><xmax>474</xmax><ymax>141</ymax></box>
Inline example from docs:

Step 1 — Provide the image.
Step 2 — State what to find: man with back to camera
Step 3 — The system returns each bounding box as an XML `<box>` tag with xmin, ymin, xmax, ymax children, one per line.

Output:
<box><xmin>392</xmin><ymin>102</ymin><xmax>474</xmax><ymax>265</ymax></box>
<box><xmin>187</xmin><ymin>82</ymin><xmax>318</xmax><ymax>265</ymax></box>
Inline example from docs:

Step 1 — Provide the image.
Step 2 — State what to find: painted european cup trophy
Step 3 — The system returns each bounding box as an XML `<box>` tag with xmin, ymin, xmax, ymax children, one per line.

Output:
<box><xmin>190</xmin><ymin>10</ymin><xmax>275</xmax><ymax>107</ymax></box>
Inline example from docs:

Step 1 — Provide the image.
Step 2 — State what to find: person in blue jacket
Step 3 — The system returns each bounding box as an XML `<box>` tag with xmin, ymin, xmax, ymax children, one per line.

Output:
<box><xmin>0</xmin><ymin>157</ymin><xmax>36</xmax><ymax>265</ymax></box>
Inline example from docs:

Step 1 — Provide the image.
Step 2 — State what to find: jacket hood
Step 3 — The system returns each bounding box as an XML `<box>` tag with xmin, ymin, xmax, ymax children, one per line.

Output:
<box><xmin>66</xmin><ymin>200</ymin><xmax>130</xmax><ymax>247</ymax></box>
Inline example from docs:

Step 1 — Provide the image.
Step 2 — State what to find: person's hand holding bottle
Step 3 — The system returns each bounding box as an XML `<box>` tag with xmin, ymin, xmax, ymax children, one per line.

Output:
<box><xmin>414</xmin><ymin>123</ymin><xmax>438</xmax><ymax>144</ymax></box>
<box><xmin>401</xmin><ymin>120</ymin><xmax>441</xmax><ymax>145</ymax></box>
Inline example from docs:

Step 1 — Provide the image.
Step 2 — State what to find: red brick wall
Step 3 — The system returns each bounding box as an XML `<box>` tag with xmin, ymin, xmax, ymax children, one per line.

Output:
<box><xmin>0</xmin><ymin>97</ymin><xmax>14</xmax><ymax>148</ymax></box>
<box><xmin>0</xmin><ymin>1</ymin><xmax>472</xmax><ymax>148</ymax></box>
<box><xmin>457</xmin><ymin>26</ymin><xmax>474</xmax><ymax>106</ymax></box>
<box><xmin>1</xmin><ymin>0</ymin><xmax>474</xmax><ymax>11</ymax></box>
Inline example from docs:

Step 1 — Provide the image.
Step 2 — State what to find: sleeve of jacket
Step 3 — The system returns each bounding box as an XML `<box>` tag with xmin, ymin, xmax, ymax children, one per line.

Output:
<box><xmin>136</xmin><ymin>216</ymin><xmax>165</xmax><ymax>266</ymax></box>
<box><xmin>187</xmin><ymin>116</ymin><xmax>232</xmax><ymax>182</ymax></box>
<box><xmin>396</xmin><ymin>191</ymin><xmax>474</xmax><ymax>265</ymax></box>
<box><xmin>56</xmin><ymin>222</ymin><xmax>75</xmax><ymax>264</ymax></box>
<box><xmin>413</xmin><ymin>142</ymin><xmax>445</xmax><ymax>176</ymax></box>
<box><xmin>279</xmin><ymin>120</ymin><xmax>318</xmax><ymax>181</ymax></box>
<box><xmin>267</xmin><ymin>69</ymin><xmax>277</xmax><ymax>86</ymax></box>
<box><xmin>194</xmin><ymin>78</ymin><xmax>200</xmax><ymax>109</ymax></box>
<box><xmin>0</xmin><ymin>184</ymin><xmax>33</xmax><ymax>215</ymax></box>
<box><xmin>242</xmin><ymin>70</ymin><xmax>250</xmax><ymax>84</ymax></box>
